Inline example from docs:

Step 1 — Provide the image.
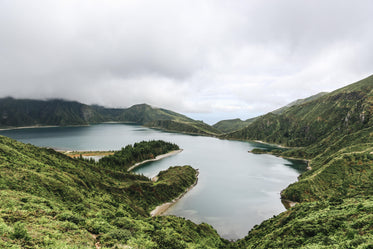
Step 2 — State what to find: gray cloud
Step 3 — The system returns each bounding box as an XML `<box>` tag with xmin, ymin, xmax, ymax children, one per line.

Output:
<box><xmin>0</xmin><ymin>0</ymin><xmax>372</xmax><ymax>124</ymax></box>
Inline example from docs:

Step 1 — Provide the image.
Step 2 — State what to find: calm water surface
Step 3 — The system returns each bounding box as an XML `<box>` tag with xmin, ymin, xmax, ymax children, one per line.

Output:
<box><xmin>0</xmin><ymin>123</ymin><xmax>305</xmax><ymax>240</ymax></box>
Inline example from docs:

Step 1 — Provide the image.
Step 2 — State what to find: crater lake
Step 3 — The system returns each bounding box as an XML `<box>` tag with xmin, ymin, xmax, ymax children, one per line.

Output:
<box><xmin>0</xmin><ymin>123</ymin><xmax>306</xmax><ymax>240</ymax></box>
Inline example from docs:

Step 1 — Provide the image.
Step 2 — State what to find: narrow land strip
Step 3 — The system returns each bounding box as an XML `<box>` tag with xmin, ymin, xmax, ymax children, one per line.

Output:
<box><xmin>150</xmin><ymin>170</ymin><xmax>199</xmax><ymax>216</ymax></box>
<box><xmin>64</xmin><ymin>151</ymin><xmax>115</xmax><ymax>158</ymax></box>
<box><xmin>127</xmin><ymin>149</ymin><xmax>183</xmax><ymax>172</ymax></box>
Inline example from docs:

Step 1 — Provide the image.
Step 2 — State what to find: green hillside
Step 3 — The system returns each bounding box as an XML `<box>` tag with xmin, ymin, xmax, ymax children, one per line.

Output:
<box><xmin>271</xmin><ymin>92</ymin><xmax>328</xmax><ymax>115</ymax></box>
<box><xmin>2</xmin><ymin>75</ymin><xmax>373</xmax><ymax>248</ymax></box>
<box><xmin>0</xmin><ymin>97</ymin><xmax>105</xmax><ymax>127</ymax></box>
<box><xmin>117</xmin><ymin>104</ymin><xmax>194</xmax><ymax>124</ymax></box>
<box><xmin>0</xmin><ymin>99</ymin><xmax>219</xmax><ymax>136</ymax></box>
<box><xmin>228</xmin><ymin>75</ymin><xmax>373</xmax><ymax>248</ymax></box>
<box><xmin>213</xmin><ymin>92</ymin><xmax>327</xmax><ymax>134</ymax></box>
<box><xmin>225</xmin><ymin>75</ymin><xmax>373</xmax><ymax>148</ymax></box>
<box><xmin>224</xmin><ymin>75</ymin><xmax>373</xmax><ymax>201</ymax></box>
<box><xmin>0</xmin><ymin>136</ymin><xmax>225</xmax><ymax>248</ymax></box>
<box><xmin>232</xmin><ymin>197</ymin><xmax>373</xmax><ymax>248</ymax></box>
<box><xmin>119</xmin><ymin>104</ymin><xmax>222</xmax><ymax>136</ymax></box>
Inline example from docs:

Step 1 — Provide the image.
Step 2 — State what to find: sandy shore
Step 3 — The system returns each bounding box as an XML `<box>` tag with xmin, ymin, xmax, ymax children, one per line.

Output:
<box><xmin>253</xmin><ymin>140</ymin><xmax>289</xmax><ymax>148</ymax></box>
<box><xmin>150</xmin><ymin>170</ymin><xmax>199</xmax><ymax>217</ymax></box>
<box><xmin>63</xmin><ymin>151</ymin><xmax>115</xmax><ymax>158</ymax></box>
<box><xmin>127</xmin><ymin>149</ymin><xmax>183</xmax><ymax>172</ymax></box>
<box><xmin>0</xmin><ymin>125</ymin><xmax>60</xmax><ymax>131</ymax></box>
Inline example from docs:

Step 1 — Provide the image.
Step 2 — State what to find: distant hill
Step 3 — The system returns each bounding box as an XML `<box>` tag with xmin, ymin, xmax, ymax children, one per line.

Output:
<box><xmin>147</xmin><ymin>119</ymin><xmax>222</xmax><ymax>136</ymax></box>
<box><xmin>110</xmin><ymin>103</ymin><xmax>195</xmax><ymax>124</ymax></box>
<box><xmin>213</xmin><ymin>118</ymin><xmax>256</xmax><ymax>133</ymax></box>
<box><xmin>0</xmin><ymin>97</ymin><xmax>105</xmax><ymax>127</ymax></box>
<box><xmin>0</xmin><ymin>98</ymin><xmax>220</xmax><ymax>136</ymax></box>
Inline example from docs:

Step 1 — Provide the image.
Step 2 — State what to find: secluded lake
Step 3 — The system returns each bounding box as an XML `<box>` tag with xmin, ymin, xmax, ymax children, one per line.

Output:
<box><xmin>0</xmin><ymin>123</ymin><xmax>305</xmax><ymax>240</ymax></box>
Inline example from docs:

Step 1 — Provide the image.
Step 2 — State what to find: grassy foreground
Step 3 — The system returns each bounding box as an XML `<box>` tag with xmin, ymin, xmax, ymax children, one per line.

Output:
<box><xmin>0</xmin><ymin>136</ymin><xmax>226</xmax><ymax>248</ymax></box>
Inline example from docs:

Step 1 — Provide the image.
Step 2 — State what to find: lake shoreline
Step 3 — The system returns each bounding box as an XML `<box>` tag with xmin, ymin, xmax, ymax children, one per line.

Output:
<box><xmin>0</xmin><ymin>125</ymin><xmax>61</xmax><ymax>131</ymax></box>
<box><xmin>0</xmin><ymin>122</ymin><xmax>139</xmax><ymax>131</ymax></box>
<box><xmin>253</xmin><ymin>140</ymin><xmax>289</xmax><ymax>149</ymax></box>
<box><xmin>127</xmin><ymin>149</ymin><xmax>183</xmax><ymax>172</ymax></box>
<box><xmin>249</xmin><ymin>148</ymin><xmax>311</xmax><ymax>171</ymax></box>
<box><xmin>150</xmin><ymin>170</ymin><xmax>199</xmax><ymax>216</ymax></box>
<box><xmin>1</xmin><ymin>123</ymin><xmax>304</xmax><ymax>238</ymax></box>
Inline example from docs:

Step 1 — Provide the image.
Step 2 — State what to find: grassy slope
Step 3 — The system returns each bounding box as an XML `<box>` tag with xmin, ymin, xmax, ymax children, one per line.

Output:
<box><xmin>231</xmin><ymin>75</ymin><xmax>373</xmax><ymax>248</ymax></box>
<box><xmin>0</xmin><ymin>136</ymin><xmax>225</xmax><ymax>248</ymax></box>
<box><xmin>2</xmin><ymin>75</ymin><xmax>373</xmax><ymax>248</ymax></box>
<box><xmin>225</xmin><ymin>75</ymin><xmax>373</xmax><ymax>147</ymax></box>
<box><xmin>271</xmin><ymin>92</ymin><xmax>328</xmax><ymax>115</ymax></box>
<box><xmin>233</xmin><ymin>198</ymin><xmax>373</xmax><ymax>248</ymax></box>
<box><xmin>213</xmin><ymin>92</ymin><xmax>327</xmax><ymax>134</ymax></box>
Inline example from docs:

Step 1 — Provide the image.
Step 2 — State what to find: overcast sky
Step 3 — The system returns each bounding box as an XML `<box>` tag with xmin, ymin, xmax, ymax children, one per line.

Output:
<box><xmin>1</xmin><ymin>0</ymin><xmax>372</xmax><ymax>124</ymax></box>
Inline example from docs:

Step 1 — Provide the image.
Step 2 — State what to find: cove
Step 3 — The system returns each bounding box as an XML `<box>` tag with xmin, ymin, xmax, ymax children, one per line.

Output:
<box><xmin>0</xmin><ymin>123</ymin><xmax>306</xmax><ymax>240</ymax></box>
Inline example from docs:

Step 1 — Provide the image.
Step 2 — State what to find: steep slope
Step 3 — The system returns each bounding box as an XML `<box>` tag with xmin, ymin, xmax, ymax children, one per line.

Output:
<box><xmin>0</xmin><ymin>136</ymin><xmax>225</xmax><ymax>248</ymax></box>
<box><xmin>233</xmin><ymin>197</ymin><xmax>373</xmax><ymax>248</ymax></box>
<box><xmin>213</xmin><ymin>92</ymin><xmax>327</xmax><ymax>134</ymax></box>
<box><xmin>225</xmin><ymin>75</ymin><xmax>373</xmax><ymax>148</ymax></box>
<box><xmin>228</xmin><ymin>75</ymin><xmax>373</xmax><ymax>248</ymax></box>
<box><xmin>271</xmin><ymin>92</ymin><xmax>328</xmax><ymax>115</ymax></box>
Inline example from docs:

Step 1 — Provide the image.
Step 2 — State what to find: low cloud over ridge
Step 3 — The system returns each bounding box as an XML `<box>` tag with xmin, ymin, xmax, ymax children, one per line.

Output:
<box><xmin>1</xmin><ymin>0</ymin><xmax>372</xmax><ymax>123</ymax></box>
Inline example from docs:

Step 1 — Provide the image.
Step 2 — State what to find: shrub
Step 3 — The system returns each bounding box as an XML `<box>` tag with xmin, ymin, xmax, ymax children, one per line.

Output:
<box><xmin>85</xmin><ymin>218</ymin><xmax>114</xmax><ymax>234</ymax></box>
<box><xmin>10</xmin><ymin>222</ymin><xmax>30</xmax><ymax>241</ymax></box>
<box><xmin>100</xmin><ymin>229</ymin><xmax>132</xmax><ymax>246</ymax></box>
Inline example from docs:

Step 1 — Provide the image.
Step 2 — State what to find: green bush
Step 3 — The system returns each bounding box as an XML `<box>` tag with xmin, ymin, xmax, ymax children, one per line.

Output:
<box><xmin>100</xmin><ymin>229</ymin><xmax>132</xmax><ymax>246</ymax></box>
<box><xmin>85</xmin><ymin>218</ymin><xmax>114</xmax><ymax>234</ymax></box>
<box><xmin>10</xmin><ymin>222</ymin><xmax>30</xmax><ymax>241</ymax></box>
<box><xmin>55</xmin><ymin>211</ymin><xmax>84</xmax><ymax>225</ymax></box>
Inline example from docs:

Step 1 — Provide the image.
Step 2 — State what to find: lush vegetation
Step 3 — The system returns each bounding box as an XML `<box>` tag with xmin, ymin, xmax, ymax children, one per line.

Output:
<box><xmin>98</xmin><ymin>140</ymin><xmax>180</xmax><ymax>171</ymax></box>
<box><xmin>2</xmin><ymin>75</ymin><xmax>373</xmax><ymax>248</ymax></box>
<box><xmin>0</xmin><ymin>136</ymin><xmax>226</xmax><ymax>248</ymax></box>
<box><xmin>224</xmin><ymin>75</ymin><xmax>372</xmax><ymax>148</ymax></box>
<box><xmin>232</xmin><ymin>197</ymin><xmax>373</xmax><ymax>248</ymax></box>
<box><xmin>230</xmin><ymin>74</ymin><xmax>373</xmax><ymax>248</ymax></box>
<box><xmin>271</xmin><ymin>92</ymin><xmax>328</xmax><ymax>115</ymax></box>
<box><xmin>213</xmin><ymin>92</ymin><xmax>327</xmax><ymax>134</ymax></box>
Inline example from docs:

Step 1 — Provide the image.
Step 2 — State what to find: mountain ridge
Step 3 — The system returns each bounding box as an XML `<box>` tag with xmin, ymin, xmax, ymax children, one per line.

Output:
<box><xmin>0</xmin><ymin>97</ymin><xmax>221</xmax><ymax>136</ymax></box>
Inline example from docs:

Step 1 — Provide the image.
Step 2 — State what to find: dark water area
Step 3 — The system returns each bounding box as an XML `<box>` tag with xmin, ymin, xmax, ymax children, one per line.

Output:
<box><xmin>0</xmin><ymin>123</ymin><xmax>306</xmax><ymax>240</ymax></box>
